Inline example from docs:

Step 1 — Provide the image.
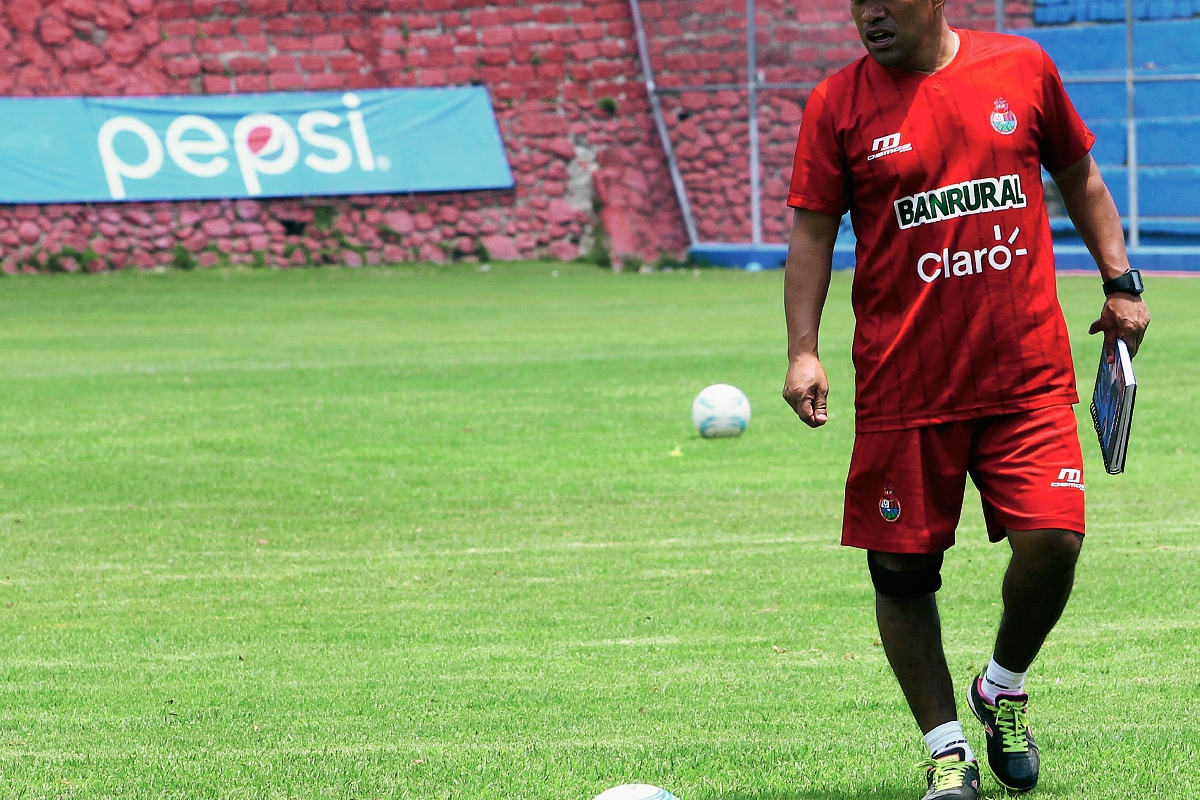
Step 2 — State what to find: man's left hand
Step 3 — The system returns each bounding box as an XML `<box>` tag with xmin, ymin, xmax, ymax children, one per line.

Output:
<box><xmin>1089</xmin><ymin>292</ymin><xmax>1150</xmax><ymax>361</ymax></box>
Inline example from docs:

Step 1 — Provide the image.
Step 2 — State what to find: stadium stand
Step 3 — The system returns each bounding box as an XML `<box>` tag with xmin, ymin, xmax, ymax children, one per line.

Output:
<box><xmin>1021</xmin><ymin>16</ymin><xmax>1200</xmax><ymax>257</ymax></box>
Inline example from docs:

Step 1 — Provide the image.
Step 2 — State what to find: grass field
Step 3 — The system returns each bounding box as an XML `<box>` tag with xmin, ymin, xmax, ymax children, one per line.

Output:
<box><xmin>0</xmin><ymin>263</ymin><xmax>1196</xmax><ymax>800</ymax></box>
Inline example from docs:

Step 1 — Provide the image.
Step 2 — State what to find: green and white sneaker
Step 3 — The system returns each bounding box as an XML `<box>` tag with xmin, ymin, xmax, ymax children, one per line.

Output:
<box><xmin>966</xmin><ymin>672</ymin><xmax>1040</xmax><ymax>792</ymax></box>
<box><xmin>920</xmin><ymin>750</ymin><xmax>980</xmax><ymax>800</ymax></box>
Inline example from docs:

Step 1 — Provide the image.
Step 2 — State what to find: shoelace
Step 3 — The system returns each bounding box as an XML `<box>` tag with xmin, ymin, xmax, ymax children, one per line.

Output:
<box><xmin>993</xmin><ymin>697</ymin><xmax>1032</xmax><ymax>753</ymax></box>
<box><xmin>919</xmin><ymin>757</ymin><xmax>973</xmax><ymax>792</ymax></box>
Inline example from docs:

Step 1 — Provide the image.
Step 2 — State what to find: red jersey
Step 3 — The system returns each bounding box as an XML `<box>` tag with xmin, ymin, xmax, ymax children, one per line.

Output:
<box><xmin>788</xmin><ymin>29</ymin><xmax>1095</xmax><ymax>432</ymax></box>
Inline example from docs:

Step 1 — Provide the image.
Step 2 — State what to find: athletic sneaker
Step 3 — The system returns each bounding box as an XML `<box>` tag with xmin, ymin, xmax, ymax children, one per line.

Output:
<box><xmin>919</xmin><ymin>750</ymin><xmax>980</xmax><ymax>800</ymax></box>
<box><xmin>966</xmin><ymin>672</ymin><xmax>1040</xmax><ymax>792</ymax></box>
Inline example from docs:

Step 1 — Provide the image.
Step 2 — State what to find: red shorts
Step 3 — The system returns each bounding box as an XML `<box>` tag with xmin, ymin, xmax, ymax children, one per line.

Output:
<box><xmin>842</xmin><ymin>405</ymin><xmax>1085</xmax><ymax>554</ymax></box>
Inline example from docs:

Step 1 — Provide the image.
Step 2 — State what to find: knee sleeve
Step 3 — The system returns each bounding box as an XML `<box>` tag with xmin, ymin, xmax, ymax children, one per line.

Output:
<box><xmin>867</xmin><ymin>551</ymin><xmax>944</xmax><ymax>598</ymax></box>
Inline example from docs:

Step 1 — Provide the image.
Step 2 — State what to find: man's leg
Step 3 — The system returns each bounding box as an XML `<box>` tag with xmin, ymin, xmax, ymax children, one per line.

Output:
<box><xmin>871</xmin><ymin>550</ymin><xmax>958</xmax><ymax>734</ymax></box>
<box><xmin>843</xmin><ymin>421</ymin><xmax>979</xmax><ymax>796</ymax></box>
<box><xmin>992</xmin><ymin>528</ymin><xmax>1083</xmax><ymax>672</ymax></box>
<box><xmin>965</xmin><ymin>528</ymin><xmax>1082</xmax><ymax>793</ymax></box>
<box><xmin>871</xmin><ymin>532</ymin><xmax>1082</xmax><ymax>731</ymax></box>
<box><xmin>872</xmin><ymin>550</ymin><xmax>981</xmax><ymax>798</ymax></box>
<box><xmin>968</xmin><ymin>405</ymin><xmax>1087</xmax><ymax>690</ymax></box>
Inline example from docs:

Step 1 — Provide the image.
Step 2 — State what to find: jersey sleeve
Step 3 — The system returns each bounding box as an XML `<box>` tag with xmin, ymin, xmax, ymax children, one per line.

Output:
<box><xmin>1038</xmin><ymin>49</ymin><xmax>1096</xmax><ymax>172</ymax></box>
<box><xmin>787</xmin><ymin>84</ymin><xmax>851</xmax><ymax>216</ymax></box>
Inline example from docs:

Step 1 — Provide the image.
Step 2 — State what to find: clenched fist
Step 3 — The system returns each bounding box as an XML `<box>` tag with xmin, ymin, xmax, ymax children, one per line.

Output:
<box><xmin>783</xmin><ymin>353</ymin><xmax>830</xmax><ymax>428</ymax></box>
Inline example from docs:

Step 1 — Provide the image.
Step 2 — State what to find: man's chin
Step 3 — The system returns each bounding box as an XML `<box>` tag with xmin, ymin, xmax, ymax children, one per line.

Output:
<box><xmin>866</xmin><ymin>46</ymin><xmax>908</xmax><ymax>68</ymax></box>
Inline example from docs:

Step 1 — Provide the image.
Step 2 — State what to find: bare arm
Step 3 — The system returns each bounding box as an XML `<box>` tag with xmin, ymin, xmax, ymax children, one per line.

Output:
<box><xmin>1051</xmin><ymin>153</ymin><xmax>1150</xmax><ymax>358</ymax></box>
<box><xmin>782</xmin><ymin>209</ymin><xmax>840</xmax><ymax>427</ymax></box>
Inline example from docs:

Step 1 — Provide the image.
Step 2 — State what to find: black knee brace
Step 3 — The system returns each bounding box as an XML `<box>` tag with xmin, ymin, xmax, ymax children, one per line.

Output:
<box><xmin>867</xmin><ymin>551</ymin><xmax>944</xmax><ymax>598</ymax></box>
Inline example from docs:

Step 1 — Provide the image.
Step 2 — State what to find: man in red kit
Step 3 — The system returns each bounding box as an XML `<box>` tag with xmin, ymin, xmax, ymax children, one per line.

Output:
<box><xmin>781</xmin><ymin>1</ymin><xmax>1150</xmax><ymax>798</ymax></box>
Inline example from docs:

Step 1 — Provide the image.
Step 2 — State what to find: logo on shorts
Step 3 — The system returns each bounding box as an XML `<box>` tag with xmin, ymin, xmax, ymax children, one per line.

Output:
<box><xmin>879</xmin><ymin>483</ymin><xmax>902</xmax><ymax>523</ymax></box>
<box><xmin>1051</xmin><ymin>468</ymin><xmax>1085</xmax><ymax>490</ymax></box>
<box><xmin>990</xmin><ymin>98</ymin><xmax>1018</xmax><ymax>136</ymax></box>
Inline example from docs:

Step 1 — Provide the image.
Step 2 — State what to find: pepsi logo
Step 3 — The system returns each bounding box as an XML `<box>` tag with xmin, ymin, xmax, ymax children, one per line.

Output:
<box><xmin>98</xmin><ymin>92</ymin><xmax>390</xmax><ymax>199</ymax></box>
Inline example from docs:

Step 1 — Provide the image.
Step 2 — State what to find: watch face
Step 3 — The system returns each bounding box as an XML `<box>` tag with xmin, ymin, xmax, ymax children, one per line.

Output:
<box><xmin>1107</xmin><ymin>270</ymin><xmax>1143</xmax><ymax>296</ymax></box>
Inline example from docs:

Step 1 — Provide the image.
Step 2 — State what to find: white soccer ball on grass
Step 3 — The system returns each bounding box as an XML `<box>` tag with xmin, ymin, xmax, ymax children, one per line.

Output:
<box><xmin>691</xmin><ymin>383</ymin><xmax>751</xmax><ymax>438</ymax></box>
<box><xmin>593</xmin><ymin>785</ymin><xmax>681</xmax><ymax>800</ymax></box>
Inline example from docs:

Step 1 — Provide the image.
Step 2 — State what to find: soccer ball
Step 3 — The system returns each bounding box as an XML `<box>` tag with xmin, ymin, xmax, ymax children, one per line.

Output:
<box><xmin>593</xmin><ymin>785</ymin><xmax>681</xmax><ymax>800</ymax></box>
<box><xmin>691</xmin><ymin>383</ymin><xmax>751</xmax><ymax>438</ymax></box>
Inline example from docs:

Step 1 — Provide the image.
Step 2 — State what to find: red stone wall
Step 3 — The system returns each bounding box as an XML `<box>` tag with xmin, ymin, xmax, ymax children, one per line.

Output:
<box><xmin>0</xmin><ymin>0</ymin><xmax>1031</xmax><ymax>272</ymax></box>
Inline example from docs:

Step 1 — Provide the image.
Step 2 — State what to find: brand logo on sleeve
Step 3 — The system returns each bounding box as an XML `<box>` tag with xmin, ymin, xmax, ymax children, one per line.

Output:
<box><xmin>990</xmin><ymin>98</ymin><xmax>1018</xmax><ymax>135</ymax></box>
<box><xmin>868</xmin><ymin>132</ymin><xmax>913</xmax><ymax>161</ymax></box>
<box><xmin>894</xmin><ymin>174</ymin><xmax>1027</xmax><ymax>229</ymax></box>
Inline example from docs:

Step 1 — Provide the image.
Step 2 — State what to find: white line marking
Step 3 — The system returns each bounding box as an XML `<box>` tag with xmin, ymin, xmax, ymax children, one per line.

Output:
<box><xmin>1008</xmin><ymin>227</ymin><xmax>1021</xmax><ymax>244</ymax></box>
<box><xmin>994</xmin><ymin>225</ymin><xmax>1002</xmax><ymax>241</ymax></box>
<box><xmin>1015</xmin><ymin>248</ymin><xmax>1028</xmax><ymax>256</ymax></box>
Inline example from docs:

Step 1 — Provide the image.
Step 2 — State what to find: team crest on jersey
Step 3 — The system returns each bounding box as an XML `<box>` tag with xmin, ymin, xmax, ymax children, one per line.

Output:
<box><xmin>990</xmin><ymin>98</ymin><xmax>1018</xmax><ymax>135</ymax></box>
<box><xmin>879</xmin><ymin>484</ymin><xmax>901</xmax><ymax>523</ymax></box>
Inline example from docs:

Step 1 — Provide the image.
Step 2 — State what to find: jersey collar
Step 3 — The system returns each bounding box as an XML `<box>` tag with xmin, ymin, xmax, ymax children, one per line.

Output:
<box><xmin>874</xmin><ymin>27</ymin><xmax>972</xmax><ymax>83</ymax></box>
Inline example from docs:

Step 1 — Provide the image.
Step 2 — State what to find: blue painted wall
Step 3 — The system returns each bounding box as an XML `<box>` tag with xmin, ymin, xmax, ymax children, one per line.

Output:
<box><xmin>1035</xmin><ymin>0</ymin><xmax>1200</xmax><ymax>24</ymax></box>
<box><xmin>1019</xmin><ymin>18</ymin><xmax>1200</xmax><ymax>241</ymax></box>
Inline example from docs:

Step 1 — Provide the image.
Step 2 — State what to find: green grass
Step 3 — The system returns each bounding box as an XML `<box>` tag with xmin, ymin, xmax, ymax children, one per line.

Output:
<box><xmin>0</xmin><ymin>263</ymin><xmax>1196</xmax><ymax>799</ymax></box>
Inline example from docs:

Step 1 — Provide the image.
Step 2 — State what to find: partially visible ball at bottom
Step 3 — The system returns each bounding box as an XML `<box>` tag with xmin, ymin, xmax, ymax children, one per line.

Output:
<box><xmin>593</xmin><ymin>785</ymin><xmax>681</xmax><ymax>800</ymax></box>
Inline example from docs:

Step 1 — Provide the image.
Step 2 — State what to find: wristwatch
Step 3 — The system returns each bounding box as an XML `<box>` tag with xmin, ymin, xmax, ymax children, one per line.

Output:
<box><xmin>1103</xmin><ymin>268</ymin><xmax>1144</xmax><ymax>297</ymax></box>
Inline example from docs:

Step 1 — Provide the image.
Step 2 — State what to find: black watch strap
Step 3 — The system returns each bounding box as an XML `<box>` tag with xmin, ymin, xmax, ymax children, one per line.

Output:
<box><xmin>1103</xmin><ymin>268</ymin><xmax>1144</xmax><ymax>296</ymax></box>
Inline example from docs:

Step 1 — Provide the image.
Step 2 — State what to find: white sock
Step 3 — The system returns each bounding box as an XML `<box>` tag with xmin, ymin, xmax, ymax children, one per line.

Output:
<box><xmin>923</xmin><ymin>720</ymin><xmax>975</xmax><ymax>761</ymax></box>
<box><xmin>981</xmin><ymin>656</ymin><xmax>1027</xmax><ymax>702</ymax></box>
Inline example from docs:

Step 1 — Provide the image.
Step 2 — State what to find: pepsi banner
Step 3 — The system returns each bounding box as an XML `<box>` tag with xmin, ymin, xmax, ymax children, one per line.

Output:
<box><xmin>0</xmin><ymin>87</ymin><xmax>513</xmax><ymax>203</ymax></box>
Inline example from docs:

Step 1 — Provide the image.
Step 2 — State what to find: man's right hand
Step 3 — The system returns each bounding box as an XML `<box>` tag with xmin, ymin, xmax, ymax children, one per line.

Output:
<box><xmin>782</xmin><ymin>209</ymin><xmax>837</xmax><ymax>428</ymax></box>
<box><xmin>783</xmin><ymin>353</ymin><xmax>830</xmax><ymax>427</ymax></box>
